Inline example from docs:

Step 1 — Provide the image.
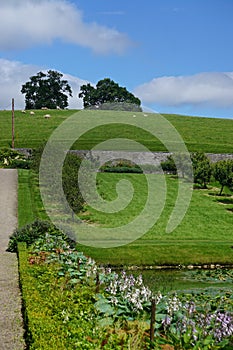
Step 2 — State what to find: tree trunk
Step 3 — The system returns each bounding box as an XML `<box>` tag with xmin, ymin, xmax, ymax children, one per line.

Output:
<box><xmin>219</xmin><ymin>185</ymin><xmax>224</xmax><ymax>196</ymax></box>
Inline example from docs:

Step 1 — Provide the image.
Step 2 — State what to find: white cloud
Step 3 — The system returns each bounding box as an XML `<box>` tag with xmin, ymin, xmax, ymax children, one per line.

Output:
<box><xmin>134</xmin><ymin>72</ymin><xmax>233</xmax><ymax>108</ymax></box>
<box><xmin>0</xmin><ymin>58</ymin><xmax>89</xmax><ymax>110</ymax></box>
<box><xmin>0</xmin><ymin>0</ymin><xmax>131</xmax><ymax>54</ymax></box>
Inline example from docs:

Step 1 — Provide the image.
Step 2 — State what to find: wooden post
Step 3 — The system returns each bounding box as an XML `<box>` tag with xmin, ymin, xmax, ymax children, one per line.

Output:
<box><xmin>12</xmin><ymin>98</ymin><xmax>15</xmax><ymax>149</ymax></box>
<box><xmin>150</xmin><ymin>298</ymin><xmax>156</xmax><ymax>346</ymax></box>
<box><xmin>95</xmin><ymin>271</ymin><xmax>100</xmax><ymax>293</ymax></box>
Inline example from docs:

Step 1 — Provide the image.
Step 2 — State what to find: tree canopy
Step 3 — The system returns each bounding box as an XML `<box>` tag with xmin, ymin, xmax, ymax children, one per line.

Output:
<box><xmin>79</xmin><ymin>78</ymin><xmax>142</xmax><ymax>111</ymax></box>
<box><xmin>191</xmin><ymin>152</ymin><xmax>212</xmax><ymax>188</ymax></box>
<box><xmin>213</xmin><ymin>159</ymin><xmax>233</xmax><ymax>195</ymax></box>
<box><xmin>21</xmin><ymin>70</ymin><xmax>72</xmax><ymax>110</ymax></box>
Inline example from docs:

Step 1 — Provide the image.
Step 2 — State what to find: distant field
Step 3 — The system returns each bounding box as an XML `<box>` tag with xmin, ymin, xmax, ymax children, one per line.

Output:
<box><xmin>0</xmin><ymin>109</ymin><xmax>233</xmax><ymax>153</ymax></box>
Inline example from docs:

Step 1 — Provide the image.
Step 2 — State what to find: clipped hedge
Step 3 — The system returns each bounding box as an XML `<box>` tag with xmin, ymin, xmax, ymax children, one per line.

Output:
<box><xmin>101</xmin><ymin>165</ymin><xmax>143</xmax><ymax>174</ymax></box>
<box><xmin>17</xmin><ymin>242</ymin><xmax>101</xmax><ymax>349</ymax></box>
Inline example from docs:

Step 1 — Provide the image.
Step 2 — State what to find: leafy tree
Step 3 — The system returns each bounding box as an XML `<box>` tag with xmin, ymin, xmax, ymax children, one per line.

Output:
<box><xmin>21</xmin><ymin>70</ymin><xmax>72</xmax><ymax>109</ymax></box>
<box><xmin>191</xmin><ymin>152</ymin><xmax>212</xmax><ymax>188</ymax></box>
<box><xmin>79</xmin><ymin>78</ymin><xmax>142</xmax><ymax>111</ymax></box>
<box><xmin>212</xmin><ymin>159</ymin><xmax>233</xmax><ymax>195</ymax></box>
<box><xmin>161</xmin><ymin>153</ymin><xmax>193</xmax><ymax>179</ymax></box>
<box><xmin>161</xmin><ymin>155</ymin><xmax>177</xmax><ymax>175</ymax></box>
<box><xmin>172</xmin><ymin>152</ymin><xmax>193</xmax><ymax>179</ymax></box>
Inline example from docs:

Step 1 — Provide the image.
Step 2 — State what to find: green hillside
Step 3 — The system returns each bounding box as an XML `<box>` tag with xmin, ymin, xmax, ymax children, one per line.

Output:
<box><xmin>0</xmin><ymin>109</ymin><xmax>232</xmax><ymax>153</ymax></box>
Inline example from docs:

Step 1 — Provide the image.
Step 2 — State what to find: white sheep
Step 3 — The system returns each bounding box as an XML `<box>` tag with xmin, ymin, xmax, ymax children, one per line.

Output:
<box><xmin>30</xmin><ymin>111</ymin><xmax>35</xmax><ymax>115</ymax></box>
<box><xmin>44</xmin><ymin>114</ymin><xmax>51</xmax><ymax>119</ymax></box>
<box><xmin>21</xmin><ymin>110</ymin><xmax>26</xmax><ymax>114</ymax></box>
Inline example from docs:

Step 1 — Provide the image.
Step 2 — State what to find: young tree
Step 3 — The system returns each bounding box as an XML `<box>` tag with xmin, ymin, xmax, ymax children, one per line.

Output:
<box><xmin>161</xmin><ymin>155</ymin><xmax>177</xmax><ymax>175</ymax></box>
<box><xmin>191</xmin><ymin>152</ymin><xmax>212</xmax><ymax>188</ymax></box>
<box><xmin>79</xmin><ymin>78</ymin><xmax>142</xmax><ymax>111</ymax></box>
<box><xmin>172</xmin><ymin>152</ymin><xmax>193</xmax><ymax>179</ymax></box>
<box><xmin>212</xmin><ymin>159</ymin><xmax>233</xmax><ymax>195</ymax></box>
<box><xmin>21</xmin><ymin>70</ymin><xmax>72</xmax><ymax>109</ymax></box>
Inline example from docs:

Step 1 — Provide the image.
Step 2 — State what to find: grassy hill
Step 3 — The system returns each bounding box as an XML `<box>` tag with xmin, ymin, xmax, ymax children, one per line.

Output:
<box><xmin>0</xmin><ymin>109</ymin><xmax>233</xmax><ymax>153</ymax></box>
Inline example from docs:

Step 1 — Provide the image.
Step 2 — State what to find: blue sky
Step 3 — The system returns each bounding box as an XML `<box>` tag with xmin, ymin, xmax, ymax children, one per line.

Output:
<box><xmin>0</xmin><ymin>0</ymin><xmax>233</xmax><ymax>118</ymax></box>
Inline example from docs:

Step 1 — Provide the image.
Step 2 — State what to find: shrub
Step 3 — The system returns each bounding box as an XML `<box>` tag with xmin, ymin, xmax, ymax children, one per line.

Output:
<box><xmin>7</xmin><ymin>219</ymin><xmax>75</xmax><ymax>253</ymax></box>
<box><xmin>0</xmin><ymin>147</ymin><xmax>29</xmax><ymax>168</ymax></box>
<box><xmin>9</xmin><ymin>159</ymin><xmax>31</xmax><ymax>169</ymax></box>
<box><xmin>161</xmin><ymin>155</ymin><xmax>177</xmax><ymax>174</ymax></box>
<box><xmin>100</xmin><ymin>159</ymin><xmax>143</xmax><ymax>174</ymax></box>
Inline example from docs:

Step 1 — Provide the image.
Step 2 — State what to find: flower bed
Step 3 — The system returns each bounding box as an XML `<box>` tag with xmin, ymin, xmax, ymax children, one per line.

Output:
<box><xmin>15</xmin><ymin>221</ymin><xmax>233</xmax><ymax>349</ymax></box>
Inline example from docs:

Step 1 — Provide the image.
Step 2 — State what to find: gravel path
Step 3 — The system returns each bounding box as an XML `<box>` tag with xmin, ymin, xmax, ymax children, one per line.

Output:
<box><xmin>0</xmin><ymin>169</ymin><xmax>25</xmax><ymax>349</ymax></box>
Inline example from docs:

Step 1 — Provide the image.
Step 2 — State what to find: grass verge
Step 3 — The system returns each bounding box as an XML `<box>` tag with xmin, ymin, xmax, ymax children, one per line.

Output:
<box><xmin>18</xmin><ymin>169</ymin><xmax>48</xmax><ymax>227</ymax></box>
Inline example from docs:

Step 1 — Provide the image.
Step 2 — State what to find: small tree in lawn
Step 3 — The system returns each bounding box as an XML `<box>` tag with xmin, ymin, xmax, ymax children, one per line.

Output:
<box><xmin>191</xmin><ymin>152</ymin><xmax>212</xmax><ymax>188</ymax></box>
<box><xmin>172</xmin><ymin>152</ymin><xmax>193</xmax><ymax>179</ymax></box>
<box><xmin>21</xmin><ymin>70</ymin><xmax>72</xmax><ymax>109</ymax></box>
<box><xmin>212</xmin><ymin>159</ymin><xmax>233</xmax><ymax>195</ymax></box>
<box><xmin>161</xmin><ymin>155</ymin><xmax>177</xmax><ymax>175</ymax></box>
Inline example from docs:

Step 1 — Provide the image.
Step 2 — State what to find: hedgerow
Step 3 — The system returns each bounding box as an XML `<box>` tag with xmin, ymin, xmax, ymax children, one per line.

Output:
<box><xmin>18</xmin><ymin>243</ymin><xmax>101</xmax><ymax>349</ymax></box>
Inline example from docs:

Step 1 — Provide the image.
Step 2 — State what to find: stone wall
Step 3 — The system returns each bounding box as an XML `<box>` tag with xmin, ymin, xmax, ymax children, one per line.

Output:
<box><xmin>16</xmin><ymin>148</ymin><xmax>233</xmax><ymax>165</ymax></box>
<box><xmin>70</xmin><ymin>150</ymin><xmax>233</xmax><ymax>166</ymax></box>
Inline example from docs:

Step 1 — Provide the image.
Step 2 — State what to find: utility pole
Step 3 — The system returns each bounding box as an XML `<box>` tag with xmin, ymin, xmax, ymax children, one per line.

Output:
<box><xmin>12</xmin><ymin>98</ymin><xmax>14</xmax><ymax>149</ymax></box>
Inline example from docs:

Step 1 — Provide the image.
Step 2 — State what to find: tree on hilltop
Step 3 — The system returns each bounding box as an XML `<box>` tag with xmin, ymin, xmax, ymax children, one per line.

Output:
<box><xmin>21</xmin><ymin>70</ymin><xmax>72</xmax><ymax>110</ymax></box>
<box><xmin>79</xmin><ymin>78</ymin><xmax>142</xmax><ymax>111</ymax></box>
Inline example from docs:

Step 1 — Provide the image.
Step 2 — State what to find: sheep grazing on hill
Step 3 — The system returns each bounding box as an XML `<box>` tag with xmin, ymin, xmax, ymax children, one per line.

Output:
<box><xmin>30</xmin><ymin>111</ymin><xmax>35</xmax><ymax>115</ymax></box>
<box><xmin>41</xmin><ymin>107</ymin><xmax>48</xmax><ymax>110</ymax></box>
<box><xmin>56</xmin><ymin>106</ymin><xmax>61</xmax><ymax>110</ymax></box>
<box><xmin>21</xmin><ymin>110</ymin><xmax>26</xmax><ymax>114</ymax></box>
<box><xmin>44</xmin><ymin>114</ymin><xmax>51</xmax><ymax>119</ymax></box>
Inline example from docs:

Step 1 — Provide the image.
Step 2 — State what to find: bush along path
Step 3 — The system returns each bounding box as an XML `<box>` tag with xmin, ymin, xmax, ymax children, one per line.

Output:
<box><xmin>0</xmin><ymin>169</ymin><xmax>25</xmax><ymax>349</ymax></box>
<box><xmin>9</xmin><ymin>219</ymin><xmax>233</xmax><ymax>349</ymax></box>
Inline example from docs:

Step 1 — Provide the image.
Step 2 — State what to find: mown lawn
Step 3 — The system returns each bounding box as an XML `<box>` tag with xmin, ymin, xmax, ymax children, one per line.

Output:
<box><xmin>1</xmin><ymin>109</ymin><xmax>233</xmax><ymax>153</ymax></box>
<box><xmin>78</xmin><ymin>173</ymin><xmax>233</xmax><ymax>266</ymax></box>
<box><xmin>18</xmin><ymin>169</ymin><xmax>48</xmax><ymax>227</ymax></box>
<box><xmin>17</xmin><ymin>166</ymin><xmax>233</xmax><ymax>267</ymax></box>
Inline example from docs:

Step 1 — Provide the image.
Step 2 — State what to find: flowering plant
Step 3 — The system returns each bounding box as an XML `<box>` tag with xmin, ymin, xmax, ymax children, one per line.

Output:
<box><xmin>27</xmin><ymin>229</ymin><xmax>233</xmax><ymax>349</ymax></box>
